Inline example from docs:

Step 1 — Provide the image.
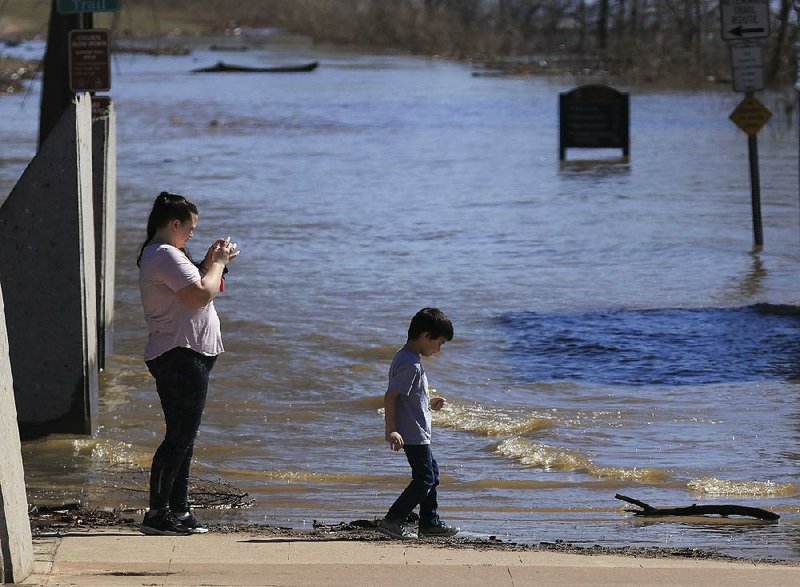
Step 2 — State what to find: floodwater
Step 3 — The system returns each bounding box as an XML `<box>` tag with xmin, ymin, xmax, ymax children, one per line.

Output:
<box><xmin>3</xmin><ymin>32</ymin><xmax>800</xmax><ymax>561</ymax></box>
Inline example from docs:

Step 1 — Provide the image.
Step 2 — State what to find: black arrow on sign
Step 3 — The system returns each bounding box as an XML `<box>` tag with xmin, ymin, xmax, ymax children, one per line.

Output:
<box><xmin>729</xmin><ymin>25</ymin><xmax>766</xmax><ymax>37</ymax></box>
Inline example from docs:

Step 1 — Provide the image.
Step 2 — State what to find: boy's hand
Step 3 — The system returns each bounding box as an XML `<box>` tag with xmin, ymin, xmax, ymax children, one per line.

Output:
<box><xmin>387</xmin><ymin>431</ymin><xmax>404</xmax><ymax>451</ymax></box>
<box><xmin>430</xmin><ymin>396</ymin><xmax>445</xmax><ymax>411</ymax></box>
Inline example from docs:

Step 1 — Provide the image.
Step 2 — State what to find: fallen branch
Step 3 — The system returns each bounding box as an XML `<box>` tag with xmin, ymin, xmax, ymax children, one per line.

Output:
<box><xmin>615</xmin><ymin>494</ymin><xmax>779</xmax><ymax>521</ymax></box>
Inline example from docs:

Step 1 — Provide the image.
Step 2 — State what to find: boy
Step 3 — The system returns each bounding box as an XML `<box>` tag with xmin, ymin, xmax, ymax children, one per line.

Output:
<box><xmin>377</xmin><ymin>308</ymin><xmax>459</xmax><ymax>539</ymax></box>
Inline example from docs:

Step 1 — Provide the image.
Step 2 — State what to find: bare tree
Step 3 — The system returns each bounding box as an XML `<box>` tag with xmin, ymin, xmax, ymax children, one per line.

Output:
<box><xmin>147</xmin><ymin>0</ymin><xmax>800</xmax><ymax>85</ymax></box>
<box><xmin>597</xmin><ymin>0</ymin><xmax>609</xmax><ymax>50</ymax></box>
<box><xmin>768</xmin><ymin>0</ymin><xmax>793</xmax><ymax>83</ymax></box>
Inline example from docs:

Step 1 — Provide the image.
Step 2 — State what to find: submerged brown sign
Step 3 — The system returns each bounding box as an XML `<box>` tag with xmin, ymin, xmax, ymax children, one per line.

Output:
<box><xmin>68</xmin><ymin>29</ymin><xmax>111</xmax><ymax>92</ymax></box>
<box><xmin>559</xmin><ymin>85</ymin><xmax>629</xmax><ymax>161</ymax></box>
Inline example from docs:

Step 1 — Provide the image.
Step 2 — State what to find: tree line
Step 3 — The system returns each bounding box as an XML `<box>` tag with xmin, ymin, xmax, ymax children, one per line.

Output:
<box><xmin>158</xmin><ymin>1</ymin><xmax>800</xmax><ymax>85</ymax></box>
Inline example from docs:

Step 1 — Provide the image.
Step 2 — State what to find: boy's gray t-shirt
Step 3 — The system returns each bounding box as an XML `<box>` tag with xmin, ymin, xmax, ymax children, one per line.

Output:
<box><xmin>388</xmin><ymin>346</ymin><xmax>431</xmax><ymax>445</ymax></box>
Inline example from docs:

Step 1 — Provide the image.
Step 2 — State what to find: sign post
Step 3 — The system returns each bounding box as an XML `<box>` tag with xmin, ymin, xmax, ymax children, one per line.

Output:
<box><xmin>720</xmin><ymin>0</ymin><xmax>770</xmax><ymax>248</ymax></box>
<box><xmin>729</xmin><ymin>94</ymin><xmax>772</xmax><ymax>248</ymax></box>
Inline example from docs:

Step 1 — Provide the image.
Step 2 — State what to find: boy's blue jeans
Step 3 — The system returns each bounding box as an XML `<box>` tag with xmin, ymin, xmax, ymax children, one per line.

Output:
<box><xmin>386</xmin><ymin>444</ymin><xmax>440</xmax><ymax>526</ymax></box>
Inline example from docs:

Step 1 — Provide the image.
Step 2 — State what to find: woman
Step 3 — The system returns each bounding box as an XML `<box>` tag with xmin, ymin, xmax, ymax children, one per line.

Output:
<box><xmin>137</xmin><ymin>191</ymin><xmax>239</xmax><ymax>535</ymax></box>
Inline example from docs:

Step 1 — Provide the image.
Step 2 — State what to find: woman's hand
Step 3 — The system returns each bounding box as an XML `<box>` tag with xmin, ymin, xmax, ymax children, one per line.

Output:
<box><xmin>430</xmin><ymin>396</ymin><xmax>445</xmax><ymax>411</ymax></box>
<box><xmin>201</xmin><ymin>239</ymin><xmax>222</xmax><ymax>270</ymax></box>
<box><xmin>203</xmin><ymin>238</ymin><xmax>240</xmax><ymax>269</ymax></box>
<box><xmin>178</xmin><ymin>238</ymin><xmax>240</xmax><ymax>309</ymax></box>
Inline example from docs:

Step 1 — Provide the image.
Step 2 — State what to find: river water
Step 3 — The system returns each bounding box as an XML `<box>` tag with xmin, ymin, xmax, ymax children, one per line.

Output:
<box><xmin>3</xmin><ymin>33</ymin><xmax>800</xmax><ymax>560</ymax></box>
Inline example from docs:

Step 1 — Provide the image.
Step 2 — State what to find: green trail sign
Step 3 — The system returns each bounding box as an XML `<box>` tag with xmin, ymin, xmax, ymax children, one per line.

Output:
<box><xmin>57</xmin><ymin>0</ymin><xmax>120</xmax><ymax>13</ymax></box>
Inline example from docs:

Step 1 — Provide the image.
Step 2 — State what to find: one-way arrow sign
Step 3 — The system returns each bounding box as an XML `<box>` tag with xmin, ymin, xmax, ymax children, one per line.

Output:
<box><xmin>728</xmin><ymin>25</ymin><xmax>766</xmax><ymax>38</ymax></box>
<box><xmin>720</xmin><ymin>0</ymin><xmax>770</xmax><ymax>41</ymax></box>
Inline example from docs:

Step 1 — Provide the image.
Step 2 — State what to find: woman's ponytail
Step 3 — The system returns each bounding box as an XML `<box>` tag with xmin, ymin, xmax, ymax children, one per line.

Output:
<box><xmin>136</xmin><ymin>192</ymin><xmax>198</xmax><ymax>266</ymax></box>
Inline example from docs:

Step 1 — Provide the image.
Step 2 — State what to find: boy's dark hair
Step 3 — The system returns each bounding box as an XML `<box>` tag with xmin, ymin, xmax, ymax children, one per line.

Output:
<box><xmin>407</xmin><ymin>308</ymin><xmax>454</xmax><ymax>341</ymax></box>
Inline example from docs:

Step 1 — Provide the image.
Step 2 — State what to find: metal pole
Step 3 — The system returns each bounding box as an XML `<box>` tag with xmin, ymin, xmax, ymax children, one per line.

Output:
<box><xmin>748</xmin><ymin>132</ymin><xmax>764</xmax><ymax>248</ymax></box>
<box><xmin>81</xmin><ymin>11</ymin><xmax>93</xmax><ymax>29</ymax></box>
<box><xmin>794</xmin><ymin>2</ymin><xmax>800</xmax><ymax>248</ymax></box>
<box><xmin>743</xmin><ymin>90</ymin><xmax>764</xmax><ymax>249</ymax></box>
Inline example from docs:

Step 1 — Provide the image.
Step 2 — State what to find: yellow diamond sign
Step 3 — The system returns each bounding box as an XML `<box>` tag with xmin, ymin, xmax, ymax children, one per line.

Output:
<box><xmin>729</xmin><ymin>95</ymin><xmax>772</xmax><ymax>136</ymax></box>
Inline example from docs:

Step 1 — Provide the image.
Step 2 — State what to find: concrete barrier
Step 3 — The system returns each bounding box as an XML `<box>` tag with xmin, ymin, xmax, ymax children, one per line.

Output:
<box><xmin>0</xmin><ymin>93</ymin><xmax>98</xmax><ymax>439</ymax></box>
<box><xmin>92</xmin><ymin>102</ymin><xmax>116</xmax><ymax>370</ymax></box>
<box><xmin>0</xmin><ymin>283</ymin><xmax>34</xmax><ymax>584</ymax></box>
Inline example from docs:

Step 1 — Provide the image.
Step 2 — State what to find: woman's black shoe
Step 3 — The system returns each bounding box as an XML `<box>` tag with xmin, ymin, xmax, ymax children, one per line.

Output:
<box><xmin>140</xmin><ymin>510</ymin><xmax>191</xmax><ymax>536</ymax></box>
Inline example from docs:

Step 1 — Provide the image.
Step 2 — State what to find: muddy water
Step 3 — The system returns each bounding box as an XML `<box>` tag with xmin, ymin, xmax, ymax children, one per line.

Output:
<box><xmin>2</xmin><ymin>34</ymin><xmax>800</xmax><ymax>560</ymax></box>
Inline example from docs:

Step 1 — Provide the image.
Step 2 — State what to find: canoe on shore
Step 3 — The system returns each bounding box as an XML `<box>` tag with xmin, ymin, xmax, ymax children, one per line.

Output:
<box><xmin>191</xmin><ymin>60</ymin><xmax>319</xmax><ymax>73</ymax></box>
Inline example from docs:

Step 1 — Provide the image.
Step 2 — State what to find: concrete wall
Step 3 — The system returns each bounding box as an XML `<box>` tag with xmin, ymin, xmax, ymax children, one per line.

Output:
<box><xmin>92</xmin><ymin>102</ymin><xmax>116</xmax><ymax>370</ymax></box>
<box><xmin>0</xmin><ymin>283</ymin><xmax>33</xmax><ymax>583</ymax></box>
<box><xmin>0</xmin><ymin>93</ymin><xmax>98</xmax><ymax>439</ymax></box>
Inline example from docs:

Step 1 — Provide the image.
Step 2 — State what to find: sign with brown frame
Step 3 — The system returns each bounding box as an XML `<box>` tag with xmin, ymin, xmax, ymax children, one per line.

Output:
<box><xmin>68</xmin><ymin>29</ymin><xmax>111</xmax><ymax>92</ymax></box>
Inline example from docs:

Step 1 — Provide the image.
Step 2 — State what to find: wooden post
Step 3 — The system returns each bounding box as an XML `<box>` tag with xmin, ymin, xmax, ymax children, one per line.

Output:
<box><xmin>38</xmin><ymin>1</ymin><xmax>93</xmax><ymax>150</ymax></box>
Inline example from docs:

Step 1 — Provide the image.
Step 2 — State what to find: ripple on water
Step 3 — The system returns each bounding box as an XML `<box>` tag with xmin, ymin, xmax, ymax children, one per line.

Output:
<box><xmin>495</xmin><ymin>437</ymin><xmax>670</xmax><ymax>483</ymax></box>
<box><xmin>498</xmin><ymin>305</ymin><xmax>800</xmax><ymax>385</ymax></box>
<box><xmin>687</xmin><ymin>477</ymin><xmax>798</xmax><ymax>498</ymax></box>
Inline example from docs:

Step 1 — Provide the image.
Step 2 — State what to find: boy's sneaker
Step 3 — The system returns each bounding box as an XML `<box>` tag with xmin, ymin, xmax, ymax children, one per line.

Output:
<box><xmin>140</xmin><ymin>510</ymin><xmax>191</xmax><ymax>536</ymax></box>
<box><xmin>418</xmin><ymin>520</ymin><xmax>459</xmax><ymax>538</ymax></box>
<box><xmin>377</xmin><ymin>518</ymin><xmax>418</xmax><ymax>539</ymax></box>
<box><xmin>175</xmin><ymin>511</ymin><xmax>209</xmax><ymax>534</ymax></box>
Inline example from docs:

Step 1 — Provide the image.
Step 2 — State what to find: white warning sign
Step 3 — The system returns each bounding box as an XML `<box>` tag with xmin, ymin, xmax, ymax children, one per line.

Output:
<box><xmin>720</xmin><ymin>0</ymin><xmax>770</xmax><ymax>41</ymax></box>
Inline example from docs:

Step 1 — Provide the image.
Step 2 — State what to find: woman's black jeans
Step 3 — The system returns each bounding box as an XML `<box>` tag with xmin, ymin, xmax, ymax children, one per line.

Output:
<box><xmin>145</xmin><ymin>346</ymin><xmax>216</xmax><ymax>513</ymax></box>
<box><xmin>385</xmin><ymin>444</ymin><xmax>440</xmax><ymax>526</ymax></box>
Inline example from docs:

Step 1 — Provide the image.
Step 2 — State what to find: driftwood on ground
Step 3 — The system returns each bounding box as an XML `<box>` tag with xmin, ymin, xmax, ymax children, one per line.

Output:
<box><xmin>615</xmin><ymin>494</ymin><xmax>779</xmax><ymax>521</ymax></box>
